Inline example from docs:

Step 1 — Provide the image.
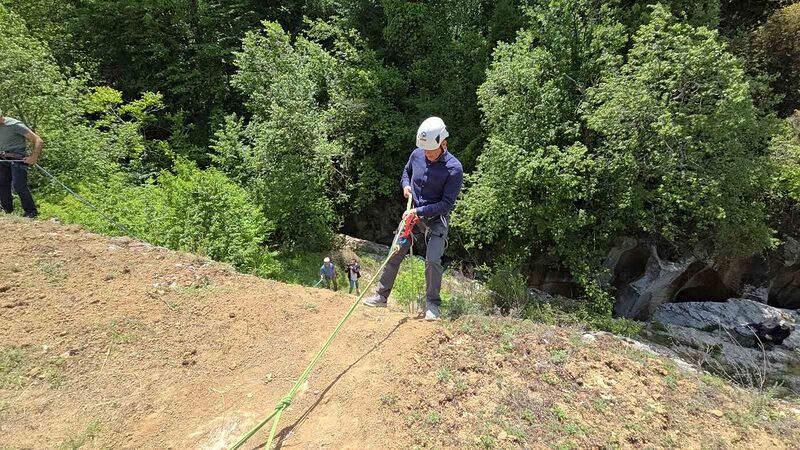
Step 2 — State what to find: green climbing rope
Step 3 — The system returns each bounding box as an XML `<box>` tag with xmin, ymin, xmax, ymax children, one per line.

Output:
<box><xmin>229</xmin><ymin>197</ymin><xmax>414</xmax><ymax>450</ymax></box>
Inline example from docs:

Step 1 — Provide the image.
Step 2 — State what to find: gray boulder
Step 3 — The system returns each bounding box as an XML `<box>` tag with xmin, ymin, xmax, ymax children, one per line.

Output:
<box><xmin>605</xmin><ymin>239</ymin><xmax>739</xmax><ymax>320</ymax></box>
<box><xmin>644</xmin><ymin>322</ymin><xmax>800</xmax><ymax>391</ymax></box>
<box><xmin>604</xmin><ymin>237</ymin><xmax>797</xmax><ymax>320</ymax></box>
<box><xmin>780</xmin><ymin>236</ymin><xmax>800</xmax><ymax>267</ymax></box>
<box><xmin>653</xmin><ymin>299</ymin><xmax>790</xmax><ymax>333</ymax></box>
<box><xmin>645</xmin><ymin>299</ymin><xmax>800</xmax><ymax>390</ymax></box>
<box><xmin>769</xmin><ymin>266</ymin><xmax>800</xmax><ymax>309</ymax></box>
<box><xmin>768</xmin><ymin>237</ymin><xmax>800</xmax><ymax>309</ymax></box>
<box><xmin>769</xmin><ymin>274</ymin><xmax>800</xmax><ymax>311</ymax></box>
<box><xmin>782</xmin><ymin>325</ymin><xmax>800</xmax><ymax>350</ymax></box>
<box><xmin>653</xmin><ymin>299</ymin><xmax>795</xmax><ymax>347</ymax></box>
<box><xmin>336</xmin><ymin>234</ymin><xmax>390</xmax><ymax>256</ymax></box>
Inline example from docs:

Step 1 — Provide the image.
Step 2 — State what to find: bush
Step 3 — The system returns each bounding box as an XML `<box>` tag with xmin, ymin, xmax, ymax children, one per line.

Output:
<box><xmin>153</xmin><ymin>161</ymin><xmax>274</xmax><ymax>269</ymax></box>
<box><xmin>588</xmin><ymin>315</ymin><xmax>642</xmax><ymax>337</ymax></box>
<box><xmin>484</xmin><ymin>264</ymin><xmax>529</xmax><ymax>313</ymax></box>
<box><xmin>38</xmin><ymin>172</ymin><xmax>163</xmax><ymax>237</ymax></box>
<box><xmin>440</xmin><ymin>294</ymin><xmax>475</xmax><ymax>320</ymax></box>
<box><xmin>389</xmin><ymin>257</ymin><xmax>426</xmax><ymax>308</ymax></box>
<box><xmin>40</xmin><ymin>160</ymin><xmax>278</xmax><ymax>273</ymax></box>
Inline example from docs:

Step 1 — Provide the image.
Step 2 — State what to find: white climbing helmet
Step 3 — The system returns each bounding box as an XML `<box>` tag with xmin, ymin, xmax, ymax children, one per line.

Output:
<box><xmin>323</xmin><ymin>257</ymin><xmax>331</xmax><ymax>263</ymax></box>
<box><xmin>416</xmin><ymin>117</ymin><xmax>449</xmax><ymax>151</ymax></box>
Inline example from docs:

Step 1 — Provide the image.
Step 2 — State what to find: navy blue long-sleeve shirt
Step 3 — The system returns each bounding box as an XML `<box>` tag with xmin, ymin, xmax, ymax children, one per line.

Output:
<box><xmin>401</xmin><ymin>148</ymin><xmax>464</xmax><ymax>217</ymax></box>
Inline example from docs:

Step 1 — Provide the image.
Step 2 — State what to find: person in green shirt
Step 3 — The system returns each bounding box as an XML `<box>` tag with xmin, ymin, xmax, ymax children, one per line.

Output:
<box><xmin>0</xmin><ymin>110</ymin><xmax>44</xmax><ymax>218</ymax></box>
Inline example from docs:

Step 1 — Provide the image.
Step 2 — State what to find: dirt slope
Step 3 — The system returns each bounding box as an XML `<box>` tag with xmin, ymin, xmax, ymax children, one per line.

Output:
<box><xmin>0</xmin><ymin>217</ymin><xmax>435</xmax><ymax>449</ymax></box>
<box><xmin>2</xmin><ymin>216</ymin><xmax>800</xmax><ymax>450</ymax></box>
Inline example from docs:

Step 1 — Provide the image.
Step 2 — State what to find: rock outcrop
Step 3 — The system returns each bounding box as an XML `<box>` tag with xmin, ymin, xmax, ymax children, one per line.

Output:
<box><xmin>605</xmin><ymin>237</ymin><xmax>799</xmax><ymax>319</ymax></box>
<box><xmin>769</xmin><ymin>237</ymin><xmax>800</xmax><ymax>309</ymax></box>
<box><xmin>644</xmin><ymin>298</ymin><xmax>800</xmax><ymax>390</ymax></box>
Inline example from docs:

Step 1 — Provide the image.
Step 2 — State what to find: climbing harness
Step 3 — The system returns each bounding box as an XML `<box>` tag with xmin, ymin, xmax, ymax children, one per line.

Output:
<box><xmin>395</xmin><ymin>210</ymin><xmax>419</xmax><ymax>252</ymax></box>
<box><xmin>229</xmin><ymin>196</ymin><xmax>416</xmax><ymax>450</ymax></box>
<box><xmin>0</xmin><ymin>152</ymin><xmax>26</xmax><ymax>162</ymax></box>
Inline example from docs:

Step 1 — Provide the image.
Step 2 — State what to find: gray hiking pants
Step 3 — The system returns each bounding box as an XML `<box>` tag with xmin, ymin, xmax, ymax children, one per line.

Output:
<box><xmin>375</xmin><ymin>215</ymin><xmax>448</xmax><ymax>306</ymax></box>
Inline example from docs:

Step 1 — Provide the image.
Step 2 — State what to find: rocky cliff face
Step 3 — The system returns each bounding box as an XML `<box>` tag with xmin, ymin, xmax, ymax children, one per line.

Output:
<box><xmin>770</xmin><ymin>237</ymin><xmax>800</xmax><ymax>309</ymax></box>
<box><xmin>603</xmin><ymin>237</ymin><xmax>800</xmax><ymax>320</ymax></box>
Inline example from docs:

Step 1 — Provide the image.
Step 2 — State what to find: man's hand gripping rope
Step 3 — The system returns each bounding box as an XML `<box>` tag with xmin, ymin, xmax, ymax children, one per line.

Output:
<box><xmin>394</xmin><ymin>196</ymin><xmax>418</xmax><ymax>254</ymax></box>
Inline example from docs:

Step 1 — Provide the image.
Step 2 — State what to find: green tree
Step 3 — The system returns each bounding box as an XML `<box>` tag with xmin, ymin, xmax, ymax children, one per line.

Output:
<box><xmin>83</xmin><ymin>87</ymin><xmax>174</xmax><ymax>179</ymax></box>
<box><xmin>621</xmin><ymin>0</ymin><xmax>721</xmax><ymax>29</ymax></box>
<box><xmin>0</xmin><ymin>5</ymin><xmax>114</xmax><ymax>189</ymax></box>
<box><xmin>13</xmin><ymin>1</ymin><xmax>305</xmax><ymax>150</ymax></box>
<box><xmin>376</xmin><ymin>0</ymin><xmax>527</xmax><ymax>171</ymax></box>
<box><xmin>228</xmin><ymin>18</ymin><xmax>440</xmax><ymax>248</ymax></box>
<box><xmin>455</xmin><ymin>0</ymin><xmax>628</xmax><ymax>283</ymax></box>
<box><xmin>719</xmin><ymin>0</ymin><xmax>788</xmax><ymax>32</ymax></box>
<box><xmin>0</xmin><ymin>5</ymin><xmax>78</xmax><ymax>130</ymax></box>
<box><xmin>751</xmin><ymin>3</ymin><xmax>800</xmax><ymax>116</ymax></box>
<box><xmin>302</xmin><ymin>19</ymin><xmax>409</xmax><ymax>214</ymax></box>
<box><xmin>767</xmin><ymin>114</ymin><xmax>800</xmax><ymax>234</ymax></box>
<box><xmin>230</xmin><ymin>21</ymin><xmax>337</xmax><ymax>250</ymax></box>
<box><xmin>586</xmin><ymin>4</ymin><xmax>773</xmax><ymax>258</ymax></box>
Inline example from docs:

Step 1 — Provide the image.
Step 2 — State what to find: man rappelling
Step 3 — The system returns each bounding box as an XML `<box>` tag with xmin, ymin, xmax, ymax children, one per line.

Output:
<box><xmin>363</xmin><ymin>117</ymin><xmax>463</xmax><ymax>321</ymax></box>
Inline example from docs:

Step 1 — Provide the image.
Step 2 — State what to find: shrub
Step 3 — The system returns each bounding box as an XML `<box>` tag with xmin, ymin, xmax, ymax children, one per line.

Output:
<box><xmin>40</xmin><ymin>160</ymin><xmax>277</xmax><ymax>273</ymax></box>
<box><xmin>389</xmin><ymin>257</ymin><xmax>426</xmax><ymax>308</ymax></box>
<box><xmin>484</xmin><ymin>264</ymin><xmax>529</xmax><ymax>313</ymax></box>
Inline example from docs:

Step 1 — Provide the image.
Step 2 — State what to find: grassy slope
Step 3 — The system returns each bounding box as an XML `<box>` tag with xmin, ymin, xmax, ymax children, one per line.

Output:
<box><xmin>382</xmin><ymin>317</ymin><xmax>800</xmax><ymax>449</ymax></box>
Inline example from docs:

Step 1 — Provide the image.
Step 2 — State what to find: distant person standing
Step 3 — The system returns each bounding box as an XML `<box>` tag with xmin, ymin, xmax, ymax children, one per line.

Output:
<box><xmin>319</xmin><ymin>257</ymin><xmax>338</xmax><ymax>291</ymax></box>
<box><xmin>0</xmin><ymin>110</ymin><xmax>44</xmax><ymax>218</ymax></box>
<box><xmin>346</xmin><ymin>258</ymin><xmax>361</xmax><ymax>294</ymax></box>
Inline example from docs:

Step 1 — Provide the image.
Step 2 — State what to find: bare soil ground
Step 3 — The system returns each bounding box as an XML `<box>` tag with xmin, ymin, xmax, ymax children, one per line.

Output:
<box><xmin>1</xmin><ymin>216</ymin><xmax>799</xmax><ymax>449</ymax></box>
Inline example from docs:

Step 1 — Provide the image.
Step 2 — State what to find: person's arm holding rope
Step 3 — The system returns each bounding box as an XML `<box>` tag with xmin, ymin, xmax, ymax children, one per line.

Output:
<box><xmin>22</xmin><ymin>131</ymin><xmax>43</xmax><ymax>166</ymax></box>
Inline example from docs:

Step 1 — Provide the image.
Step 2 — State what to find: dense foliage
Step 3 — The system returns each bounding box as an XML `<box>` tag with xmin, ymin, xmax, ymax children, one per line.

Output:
<box><xmin>41</xmin><ymin>161</ymin><xmax>276</xmax><ymax>272</ymax></box>
<box><xmin>751</xmin><ymin>2</ymin><xmax>800</xmax><ymax>116</ymax></box>
<box><xmin>1</xmin><ymin>1</ymin><xmax>798</xmax><ymax>313</ymax></box>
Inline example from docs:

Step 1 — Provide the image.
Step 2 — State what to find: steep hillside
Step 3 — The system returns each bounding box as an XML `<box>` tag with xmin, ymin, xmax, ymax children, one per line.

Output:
<box><xmin>1</xmin><ymin>217</ymin><xmax>799</xmax><ymax>449</ymax></box>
